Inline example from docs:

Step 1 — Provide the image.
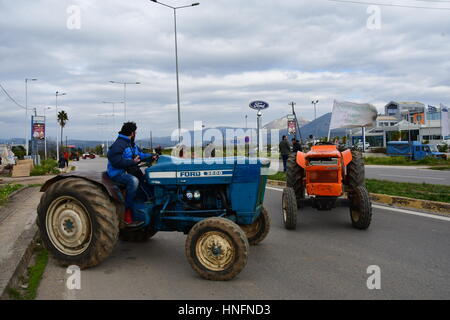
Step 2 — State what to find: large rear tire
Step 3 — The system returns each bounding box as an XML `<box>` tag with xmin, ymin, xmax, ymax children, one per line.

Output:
<box><xmin>349</xmin><ymin>185</ymin><xmax>372</xmax><ymax>230</ymax></box>
<box><xmin>37</xmin><ymin>178</ymin><xmax>119</xmax><ymax>269</ymax></box>
<box><xmin>185</xmin><ymin>217</ymin><xmax>249</xmax><ymax>281</ymax></box>
<box><xmin>239</xmin><ymin>207</ymin><xmax>271</xmax><ymax>245</ymax></box>
<box><xmin>282</xmin><ymin>187</ymin><xmax>298</xmax><ymax>230</ymax></box>
<box><xmin>286</xmin><ymin>153</ymin><xmax>306</xmax><ymax>207</ymax></box>
<box><xmin>346</xmin><ymin>151</ymin><xmax>365</xmax><ymax>189</ymax></box>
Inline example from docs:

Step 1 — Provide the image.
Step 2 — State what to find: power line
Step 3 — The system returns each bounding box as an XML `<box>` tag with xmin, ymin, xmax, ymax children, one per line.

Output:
<box><xmin>0</xmin><ymin>83</ymin><xmax>26</xmax><ymax>110</ymax></box>
<box><xmin>327</xmin><ymin>0</ymin><xmax>450</xmax><ymax>10</ymax></box>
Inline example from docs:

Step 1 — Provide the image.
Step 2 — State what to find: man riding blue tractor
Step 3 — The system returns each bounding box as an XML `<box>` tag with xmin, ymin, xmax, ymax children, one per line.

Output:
<box><xmin>37</xmin><ymin>122</ymin><xmax>271</xmax><ymax>281</ymax></box>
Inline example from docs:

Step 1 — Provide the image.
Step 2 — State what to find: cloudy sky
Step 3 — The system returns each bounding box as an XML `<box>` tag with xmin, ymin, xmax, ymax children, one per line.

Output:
<box><xmin>1</xmin><ymin>0</ymin><xmax>450</xmax><ymax>141</ymax></box>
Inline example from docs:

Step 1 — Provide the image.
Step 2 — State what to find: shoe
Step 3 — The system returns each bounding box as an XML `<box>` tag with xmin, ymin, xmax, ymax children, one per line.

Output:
<box><xmin>123</xmin><ymin>208</ymin><xmax>145</xmax><ymax>228</ymax></box>
<box><xmin>124</xmin><ymin>208</ymin><xmax>133</xmax><ymax>224</ymax></box>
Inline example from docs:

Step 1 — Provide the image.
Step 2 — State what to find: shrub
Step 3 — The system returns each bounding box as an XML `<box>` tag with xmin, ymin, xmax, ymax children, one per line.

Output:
<box><xmin>31</xmin><ymin>159</ymin><xmax>59</xmax><ymax>176</ymax></box>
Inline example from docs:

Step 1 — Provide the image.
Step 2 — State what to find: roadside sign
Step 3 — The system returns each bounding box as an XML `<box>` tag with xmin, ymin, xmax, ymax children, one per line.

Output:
<box><xmin>249</xmin><ymin>101</ymin><xmax>269</xmax><ymax>111</ymax></box>
<box><xmin>245</xmin><ymin>136</ymin><xmax>250</xmax><ymax>144</ymax></box>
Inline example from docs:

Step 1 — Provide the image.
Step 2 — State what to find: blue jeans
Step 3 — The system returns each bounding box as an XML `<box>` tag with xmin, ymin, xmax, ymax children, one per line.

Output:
<box><xmin>110</xmin><ymin>172</ymin><xmax>139</xmax><ymax>209</ymax></box>
<box><xmin>282</xmin><ymin>155</ymin><xmax>289</xmax><ymax>172</ymax></box>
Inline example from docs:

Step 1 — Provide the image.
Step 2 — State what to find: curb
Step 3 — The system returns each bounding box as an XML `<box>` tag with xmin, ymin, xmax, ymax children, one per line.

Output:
<box><xmin>0</xmin><ymin>222</ymin><xmax>39</xmax><ymax>300</ymax></box>
<box><xmin>0</xmin><ymin>187</ymin><xmax>40</xmax><ymax>300</ymax></box>
<box><xmin>266</xmin><ymin>180</ymin><xmax>450</xmax><ymax>216</ymax></box>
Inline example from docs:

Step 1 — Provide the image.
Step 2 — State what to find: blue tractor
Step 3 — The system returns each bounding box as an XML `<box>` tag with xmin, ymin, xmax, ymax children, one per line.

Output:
<box><xmin>37</xmin><ymin>156</ymin><xmax>271</xmax><ymax>281</ymax></box>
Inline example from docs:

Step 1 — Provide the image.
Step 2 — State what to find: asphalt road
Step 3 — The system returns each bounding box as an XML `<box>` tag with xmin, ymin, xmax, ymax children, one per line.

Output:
<box><xmin>272</xmin><ymin>159</ymin><xmax>450</xmax><ymax>185</ymax></box>
<box><xmin>36</xmin><ymin>158</ymin><xmax>450</xmax><ymax>300</ymax></box>
<box><xmin>75</xmin><ymin>157</ymin><xmax>450</xmax><ymax>185</ymax></box>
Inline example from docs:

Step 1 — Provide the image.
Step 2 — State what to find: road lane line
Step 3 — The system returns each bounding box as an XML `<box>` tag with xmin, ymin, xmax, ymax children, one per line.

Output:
<box><xmin>377</xmin><ymin>174</ymin><xmax>445</xmax><ymax>181</ymax></box>
<box><xmin>265</xmin><ymin>187</ymin><xmax>450</xmax><ymax>222</ymax></box>
<box><xmin>372</xmin><ymin>205</ymin><xmax>450</xmax><ymax>221</ymax></box>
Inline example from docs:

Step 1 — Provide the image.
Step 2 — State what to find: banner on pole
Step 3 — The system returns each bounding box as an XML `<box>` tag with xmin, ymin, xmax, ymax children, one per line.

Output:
<box><xmin>329</xmin><ymin>100</ymin><xmax>378</xmax><ymax>130</ymax></box>
<box><xmin>32</xmin><ymin>116</ymin><xmax>45</xmax><ymax>140</ymax></box>
<box><xmin>441</xmin><ymin>103</ymin><xmax>449</xmax><ymax>139</ymax></box>
<box><xmin>287</xmin><ymin>114</ymin><xmax>296</xmax><ymax>135</ymax></box>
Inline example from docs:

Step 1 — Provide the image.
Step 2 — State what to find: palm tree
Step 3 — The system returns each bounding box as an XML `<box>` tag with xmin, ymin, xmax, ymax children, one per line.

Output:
<box><xmin>57</xmin><ymin>111</ymin><xmax>69</xmax><ymax>148</ymax></box>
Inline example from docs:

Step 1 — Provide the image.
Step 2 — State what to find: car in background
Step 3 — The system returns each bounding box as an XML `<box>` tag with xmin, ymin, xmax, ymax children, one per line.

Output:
<box><xmin>82</xmin><ymin>153</ymin><xmax>96</xmax><ymax>160</ymax></box>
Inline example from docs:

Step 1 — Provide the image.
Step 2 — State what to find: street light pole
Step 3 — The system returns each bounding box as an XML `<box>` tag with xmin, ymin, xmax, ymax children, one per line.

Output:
<box><xmin>311</xmin><ymin>99</ymin><xmax>319</xmax><ymax>121</ymax></box>
<box><xmin>103</xmin><ymin>101</ymin><xmax>124</xmax><ymax>133</ymax></box>
<box><xmin>109</xmin><ymin>82</ymin><xmax>140</xmax><ymax>122</ymax></box>
<box><xmin>25</xmin><ymin>78</ymin><xmax>37</xmax><ymax>156</ymax></box>
<box><xmin>43</xmin><ymin>106</ymin><xmax>51</xmax><ymax>160</ymax></box>
<box><xmin>150</xmin><ymin>0</ymin><xmax>200</xmax><ymax>143</ymax></box>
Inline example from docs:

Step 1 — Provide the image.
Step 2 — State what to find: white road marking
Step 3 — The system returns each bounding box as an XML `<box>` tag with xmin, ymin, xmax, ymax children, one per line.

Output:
<box><xmin>265</xmin><ymin>187</ymin><xmax>450</xmax><ymax>222</ymax></box>
<box><xmin>372</xmin><ymin>205</ymin><xmax>450</xmax><ymax>222</ymax></box>
<box><xmin>377</xmin><ymin>174</ymin><xmax>445</xmax><ymax>181</ymax></box>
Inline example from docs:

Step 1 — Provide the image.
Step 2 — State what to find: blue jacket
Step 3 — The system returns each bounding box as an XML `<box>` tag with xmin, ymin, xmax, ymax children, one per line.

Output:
<box><xmin>107</xmin><ymin>134</ymin><xmax>153</xmax><ymax>178</ymax></box>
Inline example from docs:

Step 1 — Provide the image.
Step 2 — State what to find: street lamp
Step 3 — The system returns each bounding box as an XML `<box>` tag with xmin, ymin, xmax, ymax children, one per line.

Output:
<box><xmin>56</xmin><ymin>91</ymin><xmax>66</xmax><ymax>162</ymax></box>
<box><xmin>25</xmin><ymin>78</ymin><xmax>38</xmax><ymax>156</ymax></box>
<box><xmin>311</xmin><ymin>99</ymin><xmax>319</xmax><ymax>121</ymax></box>
<box><xmin>43</xmin><ymin>106</ymin><xmax>52</xmax><ymax>160</ymax></box>
<box><xmin>109</xmin><ymin>81</ymin><xmax>140</xmax><ymax>122</ymax></box>
<box><xmin>150</xmin><ymin>0</ymin><xmax>200</xmax><ymax>143</ymax></box>
<box><xmin>103</xmin><ymin>101</ymin><xmax>124</xmax><ymax>133</ymax></box>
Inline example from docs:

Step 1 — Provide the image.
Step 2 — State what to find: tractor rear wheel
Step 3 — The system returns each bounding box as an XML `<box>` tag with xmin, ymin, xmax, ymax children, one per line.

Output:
<box><xmin>239</xmin><ymin>207</ymin><xmax>271</xmax><ymax>245</ymax></box>
<box><xmin>286</xmin><ymin>153</ymin><xmax>306</xmax><ymax>207</ymax></box>
<box><xmin>185</xmin><ymin>217</ymin><xmax>249</xmax><ymax>281</ymax></box>
<box><xmin>349</xmin><ymin>185</ymin><xmax>372</xmax><ymax>230</ymax></box>
<box><xmin>282</xmin><ymin>187</ymin><xmax>298</xmax><ymax>230</ymax></box>
<box><xmin>346</xmin><ymin>150</ymin><xmax>365</xmax><ymax>189</ymax></box>
<box><xmin>37</xmin><ymin>178</ymin><xmax>119</xmax><ymax>269</ymax></box>
<box><xmin>119</xmin><ymin>226</ymin><xmax>157</xmax><ymax>242</ymax></box>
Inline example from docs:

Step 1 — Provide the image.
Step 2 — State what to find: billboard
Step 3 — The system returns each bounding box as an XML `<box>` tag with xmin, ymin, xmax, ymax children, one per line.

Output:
<box><xmin>32</xmin><ymin>116</ymin><xmax>45</xmax><ymax>140</ymax></box>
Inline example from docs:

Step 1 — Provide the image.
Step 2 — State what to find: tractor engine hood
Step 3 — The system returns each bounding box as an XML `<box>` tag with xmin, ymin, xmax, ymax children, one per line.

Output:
<box><xmin>146</xmin><ymin>156</ymin><xmax>270</xmax><ymax>185</ymax></box>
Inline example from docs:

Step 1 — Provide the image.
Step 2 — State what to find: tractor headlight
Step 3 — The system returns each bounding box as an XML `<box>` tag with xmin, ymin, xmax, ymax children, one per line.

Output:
<box><xmin>193</xmin><ymin>190</ymin><xmax>201</xmax><ymax>200</ymax></box>
<box><xmin>186</xmin><ymin>191</ymin><xmax>194</xmax><ymax>200</ymax></box>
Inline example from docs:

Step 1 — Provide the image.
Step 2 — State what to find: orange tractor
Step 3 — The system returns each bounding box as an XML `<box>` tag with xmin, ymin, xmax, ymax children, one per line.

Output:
<box><xmin>282</xmin><ymin>143</ymin><xmax>372</xmax><ymax>230</ymax></box>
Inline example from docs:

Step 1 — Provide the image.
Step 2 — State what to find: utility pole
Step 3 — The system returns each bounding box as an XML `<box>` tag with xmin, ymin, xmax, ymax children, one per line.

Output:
<box><xmin>289</xmin><ymin>101</ymin><xmax>302</xmax><ymax>143</ymax></box>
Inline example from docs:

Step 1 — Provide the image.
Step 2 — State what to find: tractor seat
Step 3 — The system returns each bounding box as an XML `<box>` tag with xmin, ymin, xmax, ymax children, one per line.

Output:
<box><xmin>102</xmin><ymin>172</ymin><xmax>126</xmax><ymax>190</ymax></box>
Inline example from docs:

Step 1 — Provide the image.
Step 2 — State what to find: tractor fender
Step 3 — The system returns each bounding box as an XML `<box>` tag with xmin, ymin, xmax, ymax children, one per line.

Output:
<box><xmin>40</xmin><ymin>171</ymin><xmax>123</xmax><ymax>203</ymax></box>
<box><xmin>296</xmin><ymin>152</ymin><xmax>307</xmax><ymax>169</ymax></box>
<box><xmin>342</xmin><ymin>149</ymin><xmax>353</xmax><ymax>166</ymax></box>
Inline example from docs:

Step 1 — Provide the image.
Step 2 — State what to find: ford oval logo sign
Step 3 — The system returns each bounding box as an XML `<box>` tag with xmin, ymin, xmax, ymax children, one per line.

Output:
<box><xmin>249</xmin><ymin>101</ymin><xmax>269</xmax><ymax>110</ymax></box>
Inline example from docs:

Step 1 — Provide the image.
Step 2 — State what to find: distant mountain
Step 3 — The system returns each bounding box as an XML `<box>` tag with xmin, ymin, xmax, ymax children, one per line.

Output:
<box><xmin>263</xmin><ymin>115</ymin><xmax>310</xmax><ymax>131</ymax></box>
<box><xmin>276</xmin><ymin>113</ymin><xmax>347</xmax><ymax>140</ymax></box>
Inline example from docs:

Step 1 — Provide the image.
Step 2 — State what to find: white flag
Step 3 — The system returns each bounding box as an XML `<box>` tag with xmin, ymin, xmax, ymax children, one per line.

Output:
<box><xmin>441</xmin><ymin>103</ymin><xmax>449</xmax><ymax>139</ymax></box>
<box><xmin>329</xmin><ymin>100</ymin><xmax>378</xmax><ymax>130</ymax></box>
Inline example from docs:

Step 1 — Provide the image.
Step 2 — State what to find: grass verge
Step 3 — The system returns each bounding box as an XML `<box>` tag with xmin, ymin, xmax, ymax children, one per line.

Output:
<box><xmin>427</xmin><ymin>166</ymin><xmax>450</xmax><ymax>171</ymax></box>
<box><xmin>0</xmin><ymin>184</ymin><xmax>24</xmax><ymax>206</ymax></box>
<box><xmin>7</xmin><ymin>242</ymin><xmax>49</xmax><ymax>300</ymax></box>
<box><xmin>267</xmin><ymin>172</ymin><xmax>450</xmax><ymax>203</ymax></box>
<box><xmin>364</xmin><ymin>156</ymin><xmax>450</xmax><ymax>166</ymax></box>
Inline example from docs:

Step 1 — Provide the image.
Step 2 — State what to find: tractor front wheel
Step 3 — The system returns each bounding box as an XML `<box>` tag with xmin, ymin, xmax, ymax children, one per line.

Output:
<box><xmin>282</xmin><ymin>187</ymin><xmax>298</xmax><ymax>230</ymax></box>
<box><xmin>239</xmin><ymin>207</ymin><xmax>271</xmax><ymax>245</ymax></box>
<box><xmin>185</xmin><ymin>217</ymin><xmax>249</xmax><ymax>281</ymax></box>
<box><xmin>349</xmin><ymin>185</ymin><xmax>372</xmax><ymax>230</ymax></box>
<box><xmin>37</xmin><ymin>178</ymin><xmax>119</xmax><ymax>269</ymax></box>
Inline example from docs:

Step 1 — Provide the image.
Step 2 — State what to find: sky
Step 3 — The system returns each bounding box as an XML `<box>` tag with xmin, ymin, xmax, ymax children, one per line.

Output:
<box><xmin>1</xmin><ymin>0</ymin><xmax>450</xmax><ymax>141</ymax></box>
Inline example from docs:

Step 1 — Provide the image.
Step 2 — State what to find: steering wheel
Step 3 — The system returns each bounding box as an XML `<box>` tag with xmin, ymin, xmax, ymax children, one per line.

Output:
<box><xmin>137</xmin><ymin>155</ymin><xmax>160</xmax><ymax>168</ymax></box>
